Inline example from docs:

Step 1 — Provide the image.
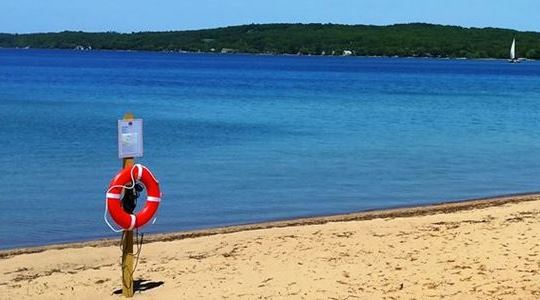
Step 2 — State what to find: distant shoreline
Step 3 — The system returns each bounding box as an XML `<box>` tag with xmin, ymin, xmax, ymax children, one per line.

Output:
<box><xmin>2</xmin><ymin>23</ymin><xmax>539</xmax><ymax>60</ymax></box>
<box><xmin>1</xmin><ymin>47</ymin><xmax>536</xmax><ymax>62</ymax></box>
<box><xmin>1</xmin><ymin>192</ymin><xmax>539</xmax><ymax>258</ymax></box>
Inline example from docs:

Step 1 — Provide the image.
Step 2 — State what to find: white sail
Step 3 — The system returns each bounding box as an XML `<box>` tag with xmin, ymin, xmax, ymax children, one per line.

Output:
<box><xmin>510</xmin><ymin>38</ymin><xmax>516</xmax><ymax>60</ymax></box>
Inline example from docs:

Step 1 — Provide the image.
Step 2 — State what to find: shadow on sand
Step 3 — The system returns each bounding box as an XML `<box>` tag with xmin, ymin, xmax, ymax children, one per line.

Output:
<box><xmin>113</xmin><ymin>279</ymin><xmax>164</xmax><ymax>294</ymax></box>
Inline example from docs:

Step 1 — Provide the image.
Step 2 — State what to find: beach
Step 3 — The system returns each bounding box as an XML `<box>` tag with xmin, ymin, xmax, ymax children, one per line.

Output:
<box><xmin>2</xmin><ymin>194</ymin><xmax>540</xmax><ymax>299</ymax></box>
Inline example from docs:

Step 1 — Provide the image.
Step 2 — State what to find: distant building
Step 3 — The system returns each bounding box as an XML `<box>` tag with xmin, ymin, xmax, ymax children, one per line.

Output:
<box><xmin>74</xmin><ymin>45</ymin><xmax>92</xmax><ymax>51</ymax></box>
<box><xmin>221</xmin><ymin>48</ymin><xmax>238</xmax><ymax>54</ymax></box>
<box><xmin>343</xmin><ymin>50</ymin><xmax>353</xmax><ymax>56</ymax></box>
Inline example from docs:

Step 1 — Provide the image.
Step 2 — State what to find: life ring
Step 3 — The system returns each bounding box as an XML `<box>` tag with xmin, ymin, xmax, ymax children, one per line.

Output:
<box><xmin>106</xmin><ymin>164</ymin><xmax>161</xmax><ymax>230</ymax></box>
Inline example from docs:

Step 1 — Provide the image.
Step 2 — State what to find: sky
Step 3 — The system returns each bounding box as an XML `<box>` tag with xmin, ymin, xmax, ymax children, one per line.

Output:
<box><xmin>1</xmin><ymin>0</ymin><xmax>539</xmax><ymax>34</ymax></box>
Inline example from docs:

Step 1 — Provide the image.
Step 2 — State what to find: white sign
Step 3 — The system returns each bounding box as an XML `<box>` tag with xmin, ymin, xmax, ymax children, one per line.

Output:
<box><xmin>118</xmin><ymin>119</ymin><xmax>143</xmax><ymax>158</ymax></box>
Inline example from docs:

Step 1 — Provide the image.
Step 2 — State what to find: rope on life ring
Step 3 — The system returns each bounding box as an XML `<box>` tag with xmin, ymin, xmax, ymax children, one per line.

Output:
<box><xmin>104</xmin><ymin>164</ymin><xmax>161</xmax><ymax>232</ymax></box>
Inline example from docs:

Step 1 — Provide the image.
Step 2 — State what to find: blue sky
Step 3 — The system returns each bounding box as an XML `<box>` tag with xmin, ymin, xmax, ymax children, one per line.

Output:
<box><xmin>1</xmin><ymin>0</ymin><xmax>539</xmax><ymax>33</ymax></box>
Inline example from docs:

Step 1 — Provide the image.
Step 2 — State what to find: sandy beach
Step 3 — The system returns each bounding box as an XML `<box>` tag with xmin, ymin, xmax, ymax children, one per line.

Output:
<box><xmin>2</xmin><ymin>194</ymin><xmax>540</xmax><ymax>299</ymax></box>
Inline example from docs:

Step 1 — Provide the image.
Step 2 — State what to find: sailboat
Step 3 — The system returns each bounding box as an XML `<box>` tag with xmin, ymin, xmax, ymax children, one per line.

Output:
<box><xmin>509</xmin><ymin>38</ymin><xmax>520</xmax><ymax>63</ymax></box>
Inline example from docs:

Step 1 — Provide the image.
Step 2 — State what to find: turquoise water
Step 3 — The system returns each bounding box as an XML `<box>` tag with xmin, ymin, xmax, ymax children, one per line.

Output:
<box><xmin>1</xmin><ymin>49</ymin><xmax>540</xmax><ymax>249</ymax></box>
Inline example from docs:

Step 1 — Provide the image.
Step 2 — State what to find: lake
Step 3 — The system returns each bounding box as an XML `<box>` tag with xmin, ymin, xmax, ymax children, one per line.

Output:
<box><xmin>1</xmin><ymin>49</ymin><xmax>540</xmax><ymax>249</ymax></box>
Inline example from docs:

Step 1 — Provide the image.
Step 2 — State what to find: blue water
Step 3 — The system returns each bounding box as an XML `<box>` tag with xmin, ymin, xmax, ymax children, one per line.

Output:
<box><xmin>1</xmin><ymin>49</ymin><xmax>540</xmax><ymax>249</ymax></box>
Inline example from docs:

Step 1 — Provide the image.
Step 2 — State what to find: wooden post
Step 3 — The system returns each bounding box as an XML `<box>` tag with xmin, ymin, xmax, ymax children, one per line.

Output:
<box><xmin>121</xmin><ymin>112</ymin><xmax>135</xmax><ymax>297</ymax></box>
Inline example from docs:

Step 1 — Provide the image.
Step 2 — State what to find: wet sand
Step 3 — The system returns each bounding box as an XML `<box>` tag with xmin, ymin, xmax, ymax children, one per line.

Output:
<box><xmin>1</xmin><ymin>194</ymin><xmax>540</xmax><ymax>299</ymax></box>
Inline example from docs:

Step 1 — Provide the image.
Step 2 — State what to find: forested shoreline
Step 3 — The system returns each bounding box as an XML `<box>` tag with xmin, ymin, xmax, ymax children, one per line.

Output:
<box><xmin>1</xmin><ymin>23</ymin><xmax>539</xmax><ymax>59</ymax></box>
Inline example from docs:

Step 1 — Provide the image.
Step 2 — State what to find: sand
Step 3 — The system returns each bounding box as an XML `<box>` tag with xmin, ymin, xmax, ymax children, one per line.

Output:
<box><xmin>2</xmin><ymin>194</ymin><xmax>540</xmax><ymax>299</ymax></box>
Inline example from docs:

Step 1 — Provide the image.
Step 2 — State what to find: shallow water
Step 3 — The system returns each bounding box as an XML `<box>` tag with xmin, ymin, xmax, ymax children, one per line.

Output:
<box><xmin>1</xmin><ymin>49</ymin><xmax>540</xmax><ymax>249</ymax></box>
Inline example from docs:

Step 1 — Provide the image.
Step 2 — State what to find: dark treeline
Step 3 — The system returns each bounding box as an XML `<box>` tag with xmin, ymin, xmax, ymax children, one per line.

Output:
<box><xmin>1</xmin><ymin>23</ymin><xmax>540</xmax><ymax>59</ymax></box>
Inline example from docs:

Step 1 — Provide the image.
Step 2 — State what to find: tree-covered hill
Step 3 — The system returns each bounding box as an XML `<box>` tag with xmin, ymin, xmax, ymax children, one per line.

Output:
<box><xmin>1</xmin><ymin>23</ymin><xmax>539</xmax><ymax>59</ymax></box>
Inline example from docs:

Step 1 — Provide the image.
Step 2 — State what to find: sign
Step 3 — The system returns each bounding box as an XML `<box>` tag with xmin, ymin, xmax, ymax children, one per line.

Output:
<box><xmin>118</xmin><ymin>119</ymin><xmax>143</xmax><ymax>158</ymax></box>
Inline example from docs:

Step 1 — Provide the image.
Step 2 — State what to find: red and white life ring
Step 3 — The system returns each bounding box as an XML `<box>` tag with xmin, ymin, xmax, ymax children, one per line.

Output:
<box><xmin>106</xmin><ymin>164</ymin><xmax>161</xmax><ymax>230</ymax></box>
